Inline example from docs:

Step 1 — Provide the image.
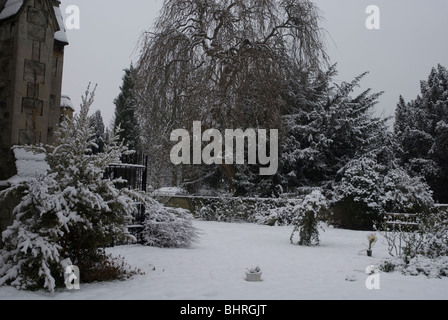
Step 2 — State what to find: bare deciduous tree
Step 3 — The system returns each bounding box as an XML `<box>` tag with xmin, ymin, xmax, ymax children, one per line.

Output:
<box><xmin>135</xmin><ymin>0</ymin><xmax>328</xmax><ymax>189</ymax></box>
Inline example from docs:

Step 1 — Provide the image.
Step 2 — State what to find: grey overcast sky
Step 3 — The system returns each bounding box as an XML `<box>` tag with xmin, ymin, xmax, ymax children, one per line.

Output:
<box><xmin>60</xmin><ymin>0</ymin><xmax>448</xmax><ymax>129</ymax></box>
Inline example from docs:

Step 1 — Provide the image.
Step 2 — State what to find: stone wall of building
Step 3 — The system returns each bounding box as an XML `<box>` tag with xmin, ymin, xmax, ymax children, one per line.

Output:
<box><xmin>0</xmin><ymin>0</ymin><xmax>65</xmax><ymax>181</ymax></box>
<box><xmin>0</xmin><ymin>6</ymin><xmax>17</xmax><ymax>181</ymax></box>
<box><xmin>0</xmin><ymin>0</ymin><xmax>68</xmax><ymax>231</ymax></box>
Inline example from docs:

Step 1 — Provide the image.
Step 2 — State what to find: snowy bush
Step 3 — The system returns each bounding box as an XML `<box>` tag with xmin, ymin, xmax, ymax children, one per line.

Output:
<box><xmin>380</xmin><ymin>167</ymin><xmax>434</xmax><ymax>214</ymax></box>
<box><xmin>380</xmin><ymin>209</ymin><xmax>448</xmax><ymax>278</ymax></box>
<box><xmin>191</xmin><ymin>196</ymin><xmax>299</xmax><ymax>225</ymax></box>
<box><xmin>290</xmin><ymin>189</ymin><xmax>329</xmax><ymax>246</ymax></box>
<box><xmin>330</xmin><ymin>155</ymin><xmax>434</xmax><ymax>230</ymax></box>
<box><xmin>256</xmin><ymin>204</ymin><xmax>297</xmax><ymax>226</ymax></box>
<box><xmin>141</xmin><ymin>201</ymin><xmax>199</xmax><ymax>248</ymax></box>
<box><xmin>380</xmin><ymin>255</ymin><xmax>448</xmax><ymax>278</ymax></box>
<box><xmin>0</xmin><ymin>86</ymin><xmax>139</xmax><ymax>292</ymax></box>
<box><xmin>330</xmin><ymin>156</ymin><xmax>385</xmax><ymax>230</ymax></box>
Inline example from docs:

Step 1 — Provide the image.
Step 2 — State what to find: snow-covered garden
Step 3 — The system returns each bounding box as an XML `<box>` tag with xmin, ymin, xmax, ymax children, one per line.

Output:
<box><xmin>1</xmin><ymin>0</ymin><xmax>448</xmax><ymax>302</ymax></box>
<box><xmin>1</xmin><ymin>220</ymin><xmax>447</xmax><ymax>300</ymax></box>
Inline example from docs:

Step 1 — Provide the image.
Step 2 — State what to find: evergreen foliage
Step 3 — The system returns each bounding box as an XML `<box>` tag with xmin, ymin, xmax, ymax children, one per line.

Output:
<box><xmin>290</xmin><ymin>189</ymin><xmax>329</xmax><ymax>246</ymax></box>
<box><xmin>394</xmin><ymin>64</ymin><xmax>448</xmax><ymax>202</ymax></box>
<box><xmin>114</xmin><ymin>65</ymin><xmax>140</xmax><ymax>152</ymax></box>
<box><xmin>280</xmin><ymin>70</ymin><xmax>389</xmax><ymax>191</ymax></box>
<box><xmin>89</xmin><ymin>109</ymin><xmax>106</xmax><ymax>154</ymax></box>
<box><xmin>0</xmin><ymin>85</ymin><xmax>137</xmax><ymax>292</ymax></box>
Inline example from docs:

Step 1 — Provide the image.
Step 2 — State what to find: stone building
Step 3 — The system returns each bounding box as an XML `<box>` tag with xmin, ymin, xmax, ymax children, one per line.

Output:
<box><xmin>0</xmin><ymin>0</ymin><xmax>68</xmax><ymax>181</ymax></box>
<box><xmin>0</xmin><ymin>0</ymin><xmax>69</xmax><ymax>231</ymax></box>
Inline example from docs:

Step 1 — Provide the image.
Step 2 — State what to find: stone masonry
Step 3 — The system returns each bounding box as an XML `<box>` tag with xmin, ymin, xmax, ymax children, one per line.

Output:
<box><xmin>0</xmin><ymin>0</ymin><xmax>68</xmax><ymax>231</ymax></box>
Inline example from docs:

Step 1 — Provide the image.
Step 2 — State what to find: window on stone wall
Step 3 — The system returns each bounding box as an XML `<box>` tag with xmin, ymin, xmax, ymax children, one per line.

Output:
<box><xmin>27</xmin><ymin>82</ymin><xmax>39</xmax><ymax>99</ymax></box>
<box><xmin>32</xmin><ymin>41</ymin><xmax>41</xmax><ymax>61</ymax></box>
<box><xmin>23</xmin><ymin>59</ymin><xmax>45</xmax><ymax>84</ymax></box>
<box><xmin>22</xmin><ymin>97</ymin><xmax>43</xmax><ymax>115</ymax></box>
<box><xmin>48</xmin><ymin>124</ymin><xmax>54</xmax><ymax>139</ymax></box>
<box><xmin>52</xmin><ymin>57</ymin><xmax>58</xmax><ymax>76</ymax></box>
<box><xmin>50</xmin><ymin>94</ymin><xmax>55</xmax><ymax>110</ymax></box>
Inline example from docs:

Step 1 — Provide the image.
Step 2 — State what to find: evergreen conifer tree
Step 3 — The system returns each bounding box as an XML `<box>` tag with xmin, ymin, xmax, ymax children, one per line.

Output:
<box><xmin>114</xmin><ymin>65</ymin><xmax>140</xmax><ymax>152</ymax></box>
<box><xmin>394</xmin><ymin>64</ymin><xmax>448</xmax><ymax>202</ymax></box>
<box><xmin>0</xmin><ymin>85</ymin><xmax>137</xmax><ymax>292</ymax></box>
<box><xmin>89</xmin><ymin>109</ymin><xmax>106</xmax><ymax>154</ymax></box>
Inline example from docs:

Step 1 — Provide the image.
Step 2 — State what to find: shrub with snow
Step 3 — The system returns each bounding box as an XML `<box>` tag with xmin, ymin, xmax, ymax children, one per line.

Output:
<box><xmin>140</xmin><ymin>200</ymin><xmax>199</xmax><ymax>248</ymax></box>
<box><xmin>290</xmin><ymin>189</ymin><xmax>329</xmax><ymax>246</ymax></box>
<box><xmin>330</xmin><ymin>156</ymin><xmax>385</xmax><ymax>230</ymax></box>
<box><xmin>380</xmin><ymin>167</ymin><xmax>434</xmax><ymax>214</ymax></box>
<box><xmin>0</xmin><ymin>86</ymin><xmax>139</xmax><ymax>292</ymax></box>
<box><xmin>330</xmin><ymin>155</ymin><xmax>434</xmax><ymax>230</ymax></box>
<box><xmin>380</xmin><ymin>209</ymin><xmax>448</xmax><ymax>278</ymax></box>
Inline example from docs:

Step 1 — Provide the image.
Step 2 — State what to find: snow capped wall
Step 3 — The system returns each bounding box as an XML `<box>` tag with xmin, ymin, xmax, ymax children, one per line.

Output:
<box><xmin>0</xmin><ymin>0</ymin><xmax>68</xmax><ymax>44</ymax></box>
<box><xmin>6</xmin><ymin>147</ymin><xmax>49</xmax><ymax>185</ymax></box>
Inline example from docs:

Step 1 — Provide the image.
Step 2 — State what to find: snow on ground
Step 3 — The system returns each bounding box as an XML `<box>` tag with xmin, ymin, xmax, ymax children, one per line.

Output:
<box><xmin>0</xmin><ymin>220</ymin><xmax>447</xmax><ymax>300</ymax></box>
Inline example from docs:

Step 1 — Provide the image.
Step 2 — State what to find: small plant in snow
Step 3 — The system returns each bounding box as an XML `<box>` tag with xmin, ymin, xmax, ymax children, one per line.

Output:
<box><xmin>367</xmin><ymin>234</ymin><xmax>377</xmax><ymax>251</ymax></box>
<box><xmin>246</xmin><ymin>266</ymin><xmax>262</xmax><ymax>274</ymax></box>
<box><xmin>290</xmin><ymin>189</ymin><xmax>329</xmax><ymax>246</ymax></box>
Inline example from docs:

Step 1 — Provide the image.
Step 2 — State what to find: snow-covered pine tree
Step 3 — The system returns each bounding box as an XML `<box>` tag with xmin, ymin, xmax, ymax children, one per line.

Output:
<box><xmin>114</xmin><ymin>64</ymin><xmax>140</xmax><ymax>153</ymax></box>
<box><xmin>0</xmin><ymin>85</ymin><xmax>138</xmax><ymax>292</ymax></box>
<box><xmin>89</xmin><ymin>109</ymin><xmax>106</xmax><ymax>154</ymax></box>
<box><xmin>280</xmin><ymin>70</ymin><xmax>389</xmax><ymax>192</ymax></box>
<box><xmin>395</xmin><ymin>64</ymin><xmax>448</xmax><ymax>202</ymax></box>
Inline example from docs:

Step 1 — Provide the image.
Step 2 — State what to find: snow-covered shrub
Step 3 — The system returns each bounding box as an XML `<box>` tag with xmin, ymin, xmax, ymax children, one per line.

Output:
<box><xmin>0</xmin><ymin>86</ymin><xmax>137</xmax><ymax>292</ymax></box>
<box><xmin>141</xmin><ymin>201</ymin><xmax>199</xmax><ymax>248</ymax></box>
<box><xmin>380</xmin><ymin>209</ymin><xmax>448</xmax><ymax>278</ymax></box>
<box><xmin>79</xmin><ymin>251</ymin><xmax>144</xmax><ymax>283</ymax></box>
<box><xmin>331</xmin><ymin>155</ymin><xmax>434</xmax><ymax>231</ymax></box>
<box><xmin>192</xmin><ymin>197</ymin><xmax>246</xmax><ymax>222</ymax></box>
<box><xmin>191</xmin><ymin>196</ymin><xmax>299</xmax><ymax>225</ymax></box>
<box><xmin>380</xmin><ymin>167</ymin><xmax>434</xmax><ymax>214</ymax></box>
<box><xmin>290</xmin><ymin>189</ymin><xmax>329</xmax><ymax>246</ymax></box>
<box><xmin>380</xmin><ymin>255</ymin><xmax>448</xmax><ymax>278</ymax></box>
<box><xmin>330</xmin><ymin>156</ymin><xmax>385</xmax><ymax>230</ymax></box>
<box><xmin>256</xmin><ymin>204</ymin><xmax>297</xmax><ymax>226</ymax></box>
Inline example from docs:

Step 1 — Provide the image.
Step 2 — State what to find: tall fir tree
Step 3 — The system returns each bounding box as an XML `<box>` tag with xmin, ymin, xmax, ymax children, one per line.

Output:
<box><xmin>394</xmin><ymin>64</ymin><xmax>448</xmax><ymax>202</ymax></box>
<box><xmin>89</xmin><ymin>109</ymin><xmax>106</xmax><ymax>154</ymax></box>
<box><xmin>279</xmin><ymin>69</ymin><xmax>390</xmax><ymax>192</ymax></box>
<box><xmin>114</xmin><ymin>65</ymin><xmax>140</xmax><ymax>152</ymax></box>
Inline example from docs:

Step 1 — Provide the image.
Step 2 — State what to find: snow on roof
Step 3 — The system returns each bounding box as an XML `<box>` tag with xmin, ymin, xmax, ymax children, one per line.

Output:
<box><xmin>61</xmin><ymin>95</ymin><xmax>74</xmax><ymax>110</ymax></box>
<box><xmin>0</xmin><ymin>0</ymin><xmax>24</xmax><ymax>20</ymax></box>
<box><xmin>0</xmin><ymin>1</ymin><xmax>68</xmax><ymax>45</ymax></box>
<box><xmin>53</xmin><ymin>5</ymin><xmax>68</xmax><ymax>44</ymax></box>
